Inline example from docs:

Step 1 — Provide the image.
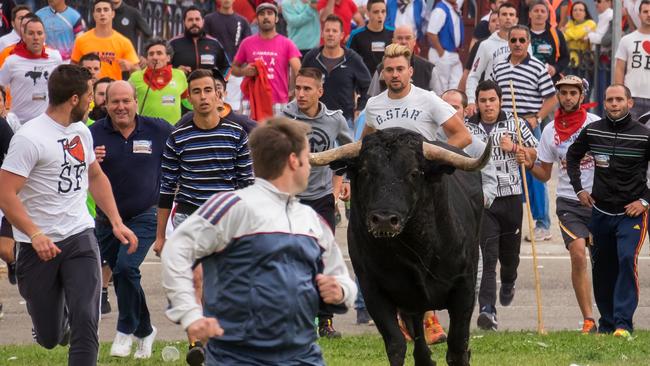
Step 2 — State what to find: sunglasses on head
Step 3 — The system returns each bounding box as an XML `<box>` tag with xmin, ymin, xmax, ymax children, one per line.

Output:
<box><xmin>510</xmin><ymin>37</ymin><xmax>527</xmax><ymax>44</ymax></box>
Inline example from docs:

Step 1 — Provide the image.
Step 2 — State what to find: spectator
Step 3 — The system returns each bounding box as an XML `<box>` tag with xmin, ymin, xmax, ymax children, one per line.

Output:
<box><xmin>458</xmin><ymin>11</ymin><xmax>499</xmax><ymax>91</ymax></box>
<box><xmin>347</xmin><ymin>0</ymin><xmax>393</xmax><ymax>76</ymax></box>
<box><xmin>169</xmin><ymin>6</ymin><xmax>231</xmax><ymax>75</ymax></box>
<box><xmin>90</xmin><ymin>80</ymin><xmax>172</xmax><ymax>359</ymax></box>
<box><xmin>466</xmin><ymin>3</ymin><xmax>521</xmax><ymax>116</ymax></box>
<box><xmin>129</xmin><ymin>38</ymin><xmax>187</xmax><ymax>125</ymax></box>
<box><xmin>203</xmin><ymin>0</ymin><xmax>252</xmax><ymax>111</ymax></box>
<box><xmin>232</xmin><ymin>2</ymin><xmax>301</xmax><ymax>117</ymax></box>
<box><xmin>88</xmin><ymin>76</ymin><xmax>112</xmax><ymax>123</ymax></box>
<box><xmin>0</xmin><ymin>0</ymin><xmax>14</xmax><ymax>37</ymax></box>
<box><xmin>385</xmin><ymin>0</ymin><xmax>423</xmax><ymax>40</ymax></box>
<box><xmin>110</xmin><ymin>0</ymin><xmax>152</xmax><ymax>49</ymax></box>
<box><xmin>0</xmin><ymin>16</ymin><xmax>63</xmax><ymax>124</ymax></box>
<box><xmin>517</xmin><ymin>75</ymin><xmax>599</xmax><ymax>334</ymax></box>
<box><xmin>588</xmin><ymin>0</ymin><xmax>613</xmax><ymax>46</ymax></box>
<box><xmin>0</xmin><ymin>5</ymin><xmax>28</xmax><ymax>51</ymax></box>
<box><xmin>471</xmin><ymin>0</ymin><xmax>507</xmax><ymax>46</ymax></box>
<box><xmin>566</xmin><ymin>84</ymin><xmax>650</xmax><ymax>338</ymax></box>
<box><xmin>79</xmin><ymin>52</ymin><xmax>101</xmax><ymax>83</ymax></box>
<box><xmin>0</xmin><ymin>64</ymin><xmax>137</xmax><ymax>366</ymax></box>
<box><xmin>0</xmin><ymin>10</ymin><xmax>33</xmax><ymax>67</ymax></box>
<box><xmin>587</xmin><ymin>0</ymin><xmax>612</xmax><ymax>116</ymax></box>
<box><xmin>615</xmin><ymin>0</ymin><xmax>650</xmax><ymax>121</ymax></box>
<box><xmin>563</xmin><ymin>1</ymin><xmax>596</xmax><ymax>78</ymax></box>
<box><xmin>36</xmin><ymin>0</ymin><xmax>85</xmax><ymax>62</ymax></box>
<box><xmin>318</xmin><ymin>0</ymin><xmax>364</xmax><ymax>42</ymax></box>
<box><xmin>283</xmin><ymin>0</ymin><xmax>321</xmax><ymax>55</ymax></box>
<box><xmin>426</xmin><ymin>0</ymin><xmax>463</xmax><ymax>94</ymax></box>
<box><xmin>624</xmin><ymin>0</ymin><xmax>643</xmax><ymax>30</ymax></box>
<box><xmin>527</xmin><ymin>0</ymin><xmax>569</xmax><ymax>83</ymax></box>
<box><xmin>161</xmin><ymin>117</ymin><xmax>356</xmax><ymax>365</ymax></box>
<box><xmin>303</xmin><ymin>15</ymin><xmax>370</xmax><ymax>128</ymax></box>
<box><xmin>367</xmin><ymin>24</ymin><xmax>437</xmax><ymax>96</ymax></box>
<box><xmin>71</xmin><ymin>0</ymin><xmax>140</xmax><ymax>80</ymax></box>
<box><xmin>468</xmin><ymin>80</ymin><xmax>538</xmax><ymax>331</ymax></box>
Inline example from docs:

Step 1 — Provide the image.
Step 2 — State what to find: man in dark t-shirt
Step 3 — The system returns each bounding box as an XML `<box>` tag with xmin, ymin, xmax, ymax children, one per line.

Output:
<box><xmin>347</xmin><ymin>0</ymin><xmax>393</xmax><ymax>75</ymax></box>
<box><xmin>203</xmin><ymin>0</ymin><xmax>252</xmax><ymax>61</ymax></box>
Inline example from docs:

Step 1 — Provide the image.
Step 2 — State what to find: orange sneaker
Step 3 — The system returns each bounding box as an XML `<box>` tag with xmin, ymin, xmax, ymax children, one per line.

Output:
<box><xmin>397</xmin><ymin>314</ymin><xmax>413</xmax><ymax>342</ymax></box>
<box><xmin>613</xmin><ymin>328</ymin><xmax>631</xmax><ymax>339</ymax></box>
<box><xmin>581</xmin><ymin>318</ymin><xmax>597</xmax><ymax>334</ymax></box>
<box><xmin>424</xmin><ymin>313</ymin><xmax>447</xmax><ymax>345</ymax></box>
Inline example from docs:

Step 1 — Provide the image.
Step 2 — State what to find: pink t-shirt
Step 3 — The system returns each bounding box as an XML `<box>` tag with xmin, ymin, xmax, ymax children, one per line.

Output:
<box><xmin>234</xmin><ymin>34</ymin><xmax>301</xmax><ymax>104</ymax></box>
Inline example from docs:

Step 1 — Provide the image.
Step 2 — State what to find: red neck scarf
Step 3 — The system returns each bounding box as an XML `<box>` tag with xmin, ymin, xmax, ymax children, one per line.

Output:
<box><xmin>143</xmin><ymin>65</ymin><xmax>172</xmax><ymax>90</ymax></box>
<box><xmin>554</xmin><ymin>106</ymin><xmax>587</xmax><ymax>143</ymax></box>
<box><xmin>11</xmin><ymin>41</ymin><xmax>48</xmax><ymax>59</ymax></box>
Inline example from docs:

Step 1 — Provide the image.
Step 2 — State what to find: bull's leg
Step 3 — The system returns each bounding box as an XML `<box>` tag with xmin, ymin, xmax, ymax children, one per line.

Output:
<box><xmin>363</xmin><ymin>291</ymin><xmax>407</xmax><ymax>366</ymax></box>
<box><xmin>408</xmin><ymin>312</ymin><xmax>436</xmax><ymax>366</ymax></box>
<box><xmin>445</xmin><ymin>288</ymin><xmax>474</xmax><ymax>366</ymax></box>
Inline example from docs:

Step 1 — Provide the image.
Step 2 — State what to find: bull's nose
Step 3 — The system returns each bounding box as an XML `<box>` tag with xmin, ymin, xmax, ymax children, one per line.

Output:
<box><xmin>368</xmin><ymin>212</ymin><xmax>403</xmax><ymax>237</ymax></box>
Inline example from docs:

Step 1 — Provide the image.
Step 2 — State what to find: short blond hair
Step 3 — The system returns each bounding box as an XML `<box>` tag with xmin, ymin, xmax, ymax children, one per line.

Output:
<box><xmin>383</xmin><ymin>43</ymin><xmax>412</xmax><ymax>63</ymax></box>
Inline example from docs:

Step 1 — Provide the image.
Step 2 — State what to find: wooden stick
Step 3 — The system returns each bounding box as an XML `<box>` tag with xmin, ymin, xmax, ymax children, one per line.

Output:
<box><xmin>509</xmin><ymin>80</ymin><xmax>546</xmax><ymax>335</ymax></box>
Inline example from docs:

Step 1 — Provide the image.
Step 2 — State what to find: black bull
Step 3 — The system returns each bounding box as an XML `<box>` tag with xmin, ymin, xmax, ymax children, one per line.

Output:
<box><xmin>311</xmin><ymin>128</ymin><xmax>491</xmax><ymax>366</ymax></box>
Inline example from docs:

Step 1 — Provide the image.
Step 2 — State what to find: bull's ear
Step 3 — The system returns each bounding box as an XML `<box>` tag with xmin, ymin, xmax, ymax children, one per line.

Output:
<box><xmin>329</xmin><ymin>158</ymin><xmax>357</xmax><ymax>176</ymax></box>
<box><xmin>423</xmin><ymin>161</ymin><xmax>456</xmax><ymax>177</ymax></box>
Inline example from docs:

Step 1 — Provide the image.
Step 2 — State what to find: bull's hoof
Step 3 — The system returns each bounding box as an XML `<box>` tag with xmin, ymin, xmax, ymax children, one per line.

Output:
<box><xmin>446</xmin><ymin>349</ymin><xmax>470</xmax><ymax>366</ymax></box>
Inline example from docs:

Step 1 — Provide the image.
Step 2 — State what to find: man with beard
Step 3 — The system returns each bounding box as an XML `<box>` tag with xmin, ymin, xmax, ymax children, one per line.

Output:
<box><xmin>232</xmin><ymin>2</ymin><xmax>301</xmax><ymax>117</ymax></box>
<box><xmin>90</xmin><ymin>80</ymin><xmax>173</xmax><ymax>359</ymax></box>
<box><xmin>0</xmin><ymin>64</ymin><xmax>137</xmax><ymax>366</ymax></box>
<box><xmin>567</xmin><ymin>84</ymin><xmax>650</xmax><ymax>338</ymax></box>
<box><xmin>516</xmin><ymin>75</ymin><xmax>599</xmax><ymax>334</ymax></box>
<box><xmin>362</xmin><ymin>43</ymin><xmax>471</xmax><ymax>148</ymax></box>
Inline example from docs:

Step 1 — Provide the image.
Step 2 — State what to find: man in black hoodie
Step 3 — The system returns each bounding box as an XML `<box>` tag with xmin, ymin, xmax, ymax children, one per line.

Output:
<box><xmin>567</xmin><ymin>84</ymin><xmax>650</xmax><ymax>338</ymax></box>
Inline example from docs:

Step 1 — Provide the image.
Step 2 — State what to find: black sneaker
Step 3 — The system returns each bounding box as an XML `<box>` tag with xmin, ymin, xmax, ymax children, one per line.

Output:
<box><xmin>477</xmin><ymin>306</ymin><xmax>498</xmax><ymax>331</ymax></box>
<box><xmin>59</xmin><ymin>321</ymin><xmax>71</xmax><ymax>347</ymax></box>
<box><xmin>499</xmin><ymin>283</ymin><xmax>515</xmax><ymax>307</ymax></box>
<box><xmin>7</xmin><ymin>261</ymin><xmax>16</xmax><ymax>285</ymax></box>
<box><xmin>101</xmin><ymin>289</ymin><xmax>111</xmax><ymax>315</ymax></box>
<box><xmin>356</xmin><ymin>308</ymin><xmax>372</xmax><ymax>325</ymax></box>
<box><xmin>0</xmin><ymin>302</ymin><xmax>3</xmax><ymax>319</ymax></box>
<box><xmin>186</xmin><ymin>341</ymin><xmax>205</xmax><ymax>366</ymax></box>
<box><xmin>318</xmin><ymin>318</ymin><xmax>342</xmax><ymax>338</ymax></box>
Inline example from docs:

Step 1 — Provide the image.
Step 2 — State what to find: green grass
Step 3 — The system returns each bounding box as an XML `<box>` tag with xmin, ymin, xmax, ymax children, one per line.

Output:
<box><xmin>1</xmin><ymin>331</ymin><xmax>649</xmax><ymax>365</ymax></box>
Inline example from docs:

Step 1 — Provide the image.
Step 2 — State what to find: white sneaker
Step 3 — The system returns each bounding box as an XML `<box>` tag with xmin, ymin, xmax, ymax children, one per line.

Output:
<box><xmin>524</xmin><ymin>227</ymin><xmax>552</xmax><ymax>242</ymax></box>
<box><xmin>110</xmin><ymin>331</ymin><xmax>133</xmax><ymax>357</ymax></box>
<box><xmin>133</xmin><ymin>326</ymin><xmax>157</xmax><ymax>359</ymax></box>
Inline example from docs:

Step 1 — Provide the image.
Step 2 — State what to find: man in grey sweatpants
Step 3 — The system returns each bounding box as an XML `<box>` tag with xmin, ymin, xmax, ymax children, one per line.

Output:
<box><xmin>0</xmin><ymin>65</ymin><xmax>137</xmax><ymax>366</ymax></box>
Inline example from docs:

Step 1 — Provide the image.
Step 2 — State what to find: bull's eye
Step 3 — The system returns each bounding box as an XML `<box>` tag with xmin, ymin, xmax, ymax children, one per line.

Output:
<box><xmin>409</xmin><ymin>169</ymin><xmax>422</xmax><ymax>179</ymax></box>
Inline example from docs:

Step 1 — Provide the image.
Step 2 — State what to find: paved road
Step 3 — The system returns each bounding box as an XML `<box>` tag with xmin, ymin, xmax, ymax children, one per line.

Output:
<box><xmin>2</xmin><ymin>174</ymin><xmax>650</xmax><ymax>343</ymax></box>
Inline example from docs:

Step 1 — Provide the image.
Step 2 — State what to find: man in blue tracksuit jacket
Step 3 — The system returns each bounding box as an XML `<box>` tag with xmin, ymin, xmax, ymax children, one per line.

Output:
<box><xmin>567</xmin><ymin>84</ymin><xmax>650</xmax><ymax>337</ymax></box>
<box><xmin>161</xmin><ymin>118</ymin><xmax>357</xmax><ymax>365</ymax></box>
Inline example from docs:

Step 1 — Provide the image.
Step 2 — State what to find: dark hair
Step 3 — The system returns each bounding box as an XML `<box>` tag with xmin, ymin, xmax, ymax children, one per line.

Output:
<box><xmin>297</xmin><ymin>67</ymin><xmax>323</xmax><ymax>84</ymax></box>
<box><xmin>606</xmin><ymin>84</ymin><xmax>632</xmax><ymax>99</ymax></box>
<box><xmin>93</xmin><ymin>0</ymin><xmax>113</xmax><ymax>10</ymax></box>
<box><xmin>639</xmin><ymin>0</ymin><xmax>650</xmax><ymax>12</ymax></box>
<box><xmin>570</xmin><ymin>1</ymin><xmax>593</xmax><ymax>21</ymax></box>
<box><xmin>22</xmin><ymin>15</ymin><xmax>43</xmax><ymax>34</ymax></box>
<box><xmin>183</xmin><ymin>5</ymin><xmax>203</xmax><ymax>20</ymax></box>
<box><xmin>94</xmin><ymin>77</ymin><xmax>114</xmax><ymax>93</ymax></box>
<box><xmin>48</xmin><ymin>65</ymin><xmax>93</xmax><ymax>106</ymax></box>
<box><xmin>187</xmin><ymin>69</ymin><xmax>217</xmax><ymax>89</ymax></box>
<box><xmin>249</xmin><ymin>117</ymin><xmax>311</xmax><ymax>180</ymax></box>
<box><xmin>498</xmin><ymin>2</ymin><xmax>517</xmax><ymax>15</ymax></box>
<box><xmin>475</xmin><ymin>80</ymin><xmax>502</xmax><ymax>102</ymax></box>
<box><xmin>11</xmin><ymin>5</ymin><xmax>30</xmax><ymax>22</ymax></box>
<box><xmin>508</xmin><ymin>24</ymin><xmax>531</xmax><ymax>39</ymax></box>
<box><xmin>324</xmin><ymin>14</ymin><xmax>344</xmax><ymax>31</ymax></box>
<box><xmin>442</xmin><ymin>89</ymin><xmax>468</xmax><ymax>108</ymax></box>
<box><xmin>79</xmin><ymin>52</ymin><xmax>101</xmax><ymax>64</ymax></box>
<box><xmin>367</xmin><ymin>0</ymin><xmax>385</xmax><ymax>11</ymax></box>
<box><xmin>529</xmin><ymin>0</ymin><xmax>549</xmax><ymax>12</ymax></box>
<box><xmin>144</xmin><ymin>37</ymin><xmax>172</xmax><ymax>57</ymax></box>
<box><xmin>0</xmin><ymin>85</ymin><xmax>6</xmax><ymax>102</ymax></box>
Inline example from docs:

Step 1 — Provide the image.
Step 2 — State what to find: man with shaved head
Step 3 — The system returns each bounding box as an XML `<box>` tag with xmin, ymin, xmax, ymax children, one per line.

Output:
<box><xmin>367</xmin><ymin>25</ymin><xmax>439</xmax><ymax>97</ymax></box>
<box><xmin>89</xmin><ymin>80</ymin><xmax>173</xmax><ymax>359</ymax></box>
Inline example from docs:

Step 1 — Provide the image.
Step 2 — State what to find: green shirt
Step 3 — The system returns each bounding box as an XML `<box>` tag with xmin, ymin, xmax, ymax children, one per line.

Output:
<box><xmin>129</xmin><ymin>68</ymin><xmax>188</xmax><ymax>125</ymax></box>
<box><xmin>85</xmin><ymin>118</ymin><xmax>96</xmax><ymax>218</ymax></box>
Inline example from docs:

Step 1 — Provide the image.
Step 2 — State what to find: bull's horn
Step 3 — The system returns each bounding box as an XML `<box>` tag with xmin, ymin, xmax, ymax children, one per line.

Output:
<box><xmin>309</xmin><ymin>141</ymin><xmax>362</xmax><ymax>166</ymax></box>
<box><xmin>422</xmin><ymin>139</ymin><xmax>492</xmax><ymax>171</ymax></box>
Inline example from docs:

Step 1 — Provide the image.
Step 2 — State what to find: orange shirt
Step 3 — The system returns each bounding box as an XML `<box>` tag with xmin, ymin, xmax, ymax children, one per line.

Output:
<box><xmin>0</xmin><ymin>43</ymin><xmax>15</xmax><ymax>67</ymax></box>
<box><xmin>71</xmin><ymin>29</ymin><xmax>139</xmax><ymax>80</ymax></box>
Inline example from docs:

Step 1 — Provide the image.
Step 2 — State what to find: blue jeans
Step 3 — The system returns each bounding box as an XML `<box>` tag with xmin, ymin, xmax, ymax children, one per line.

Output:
<box><xmin>96</xmin><ymin>207</ymin><xmax>156</xmax><ymax>337</ymax></box>
<box><xmin>524</xmin><ymin>125</ymin><xmax>550</xmax><ymax>230</ymax></box>
<box><xmin>354</xmin><ymin>277</ymin><xmax>366</xmax><ymax>310</ymax></box>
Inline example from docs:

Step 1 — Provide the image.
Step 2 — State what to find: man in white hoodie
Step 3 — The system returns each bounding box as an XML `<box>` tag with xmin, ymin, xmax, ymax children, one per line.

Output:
<box><xmin>466</xmin><ymin>2</ymin><xmax>520</xmax><ymax>116</ymax></box>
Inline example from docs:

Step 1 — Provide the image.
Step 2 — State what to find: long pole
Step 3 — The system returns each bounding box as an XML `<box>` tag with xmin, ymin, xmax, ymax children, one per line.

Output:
<box><xmin>509</xmin><ymin>80</ymin><xmax>546</xmax><ymax>335</ymax></box>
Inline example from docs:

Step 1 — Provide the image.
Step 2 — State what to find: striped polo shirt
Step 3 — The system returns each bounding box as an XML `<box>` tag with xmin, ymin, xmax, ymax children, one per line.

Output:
<box><xmin>489</xmin><ymin>54</ymin><xmax>555</xmax><ymax>115</ymax></box>
<box><xmin>159</xmin><ymin>117</ymin><xmax>255</xmax><ymax>214</ymax></box>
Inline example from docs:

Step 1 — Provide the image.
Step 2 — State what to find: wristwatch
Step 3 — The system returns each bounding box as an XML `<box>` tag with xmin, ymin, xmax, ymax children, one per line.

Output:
<box><xmin>640</xmin><ymin>199</ymin><xmax>649</xmax><ymax>209</ymax></box>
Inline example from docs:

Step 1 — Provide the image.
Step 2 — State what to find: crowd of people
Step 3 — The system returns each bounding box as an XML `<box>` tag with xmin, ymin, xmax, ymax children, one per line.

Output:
<box><xmin>0</xmin><ymin>0</ymin><xmax>649</xmax><ymax>364</ymax></box>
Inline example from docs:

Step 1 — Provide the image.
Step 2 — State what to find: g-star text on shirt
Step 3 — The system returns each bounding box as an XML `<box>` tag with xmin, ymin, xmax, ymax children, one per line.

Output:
<box><xmin>57</xmin><ymin>136</ymin><xmax>87</xmax><ymax>194</ymax></box>
<box><xmin>375</xmin><ymin>107</ymin><xmax>423</xmax><ymax>125</ymax></box>
<box><xmin>630</xmin><ymin>40</ymin><xmax>650</xmax><ymax>70</ymax></box>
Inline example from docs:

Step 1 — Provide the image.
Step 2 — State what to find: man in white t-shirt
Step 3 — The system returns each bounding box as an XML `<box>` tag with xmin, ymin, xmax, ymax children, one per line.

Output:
<box><xmin>0</xmin><ymin>16</ymin><xmax>63</xmax><ymax>124</ymax></box>
<box><xmin>0</xmin><ymin>64</ymin><xmax>137</xmax><ymax>366</ymax></box>
<box><xmin>0</xmin><ymin>5</ymin><xmax>30</xmax><ymax>52</ymax></box>
<box><xmin>517</xmin><ymin>75</ymin><xmax>599</xmax><ymax>334</ymax></box>
<box><xmin>363</xmin><ymin>43</ymin><xmax>471</xmax><ymax>148</ymax></box>
<box><xmin>614</xmin><ymin>0</ymin><xmax>650</xmax><ymax>121</ymax></box>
